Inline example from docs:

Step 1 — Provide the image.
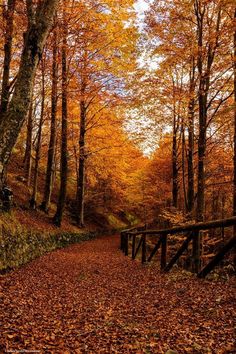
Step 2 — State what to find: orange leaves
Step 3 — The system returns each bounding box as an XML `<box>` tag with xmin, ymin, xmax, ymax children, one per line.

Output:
<box><xmin>0</xmin><ymin>235</ymin><xmax>235</xmax><ymax>352</ymax></box>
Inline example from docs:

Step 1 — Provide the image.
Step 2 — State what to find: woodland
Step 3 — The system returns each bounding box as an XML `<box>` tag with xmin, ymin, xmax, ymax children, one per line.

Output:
<box><xmin>0</xmin><ymin>0</ymin><xmax>236</xmax><ymax>353</ymax></box>
<box><xmin>0</xmin><ymin>0</ymin><xmax>235</xmax><ymax>229</ymax></box>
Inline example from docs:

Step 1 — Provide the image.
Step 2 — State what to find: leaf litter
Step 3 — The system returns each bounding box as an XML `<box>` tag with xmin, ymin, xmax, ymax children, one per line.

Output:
<box><xmin>0</xmin><ymin>235</ymin><xmax>235</xmax><ymax>353</ymax></box>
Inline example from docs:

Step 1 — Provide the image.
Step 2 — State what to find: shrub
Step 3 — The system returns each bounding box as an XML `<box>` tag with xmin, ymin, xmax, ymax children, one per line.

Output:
<box><xmin>0</xmin><ymin>214</ymin><xmax>97</xmax><ymax>272</ymax></box>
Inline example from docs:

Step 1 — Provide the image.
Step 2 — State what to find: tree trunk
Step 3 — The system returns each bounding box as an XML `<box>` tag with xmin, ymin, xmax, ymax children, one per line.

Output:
<box><xmin>29</xmin><ymin>62</ymin><xmax>45</xmax><ymax>209</ymax></box>
<box><xmin>195</xmin><ymin>1</ymin><xmax>221</xmax><ymax>222</ymax></box>
<box><xmin>233</xmin><ymin>7</ymin><xmax>236</xmax><ymax>264</ymax></box>
<box><xmin>195</xmin><ymin>3</ymin><xmax>206</xmax><ymax>222</ymax></box>
<box><xmin>181</xmin><ymin>120</ymin><xmax>187</xmax><ymax>213</ymax></box>
<box><xmin>0</xmin><ymin>0</ymin><xmax>59</xmax><ymax>184</ymax></box>
<box><xmin>41</xmin><ymin>25</ymin><xmax>58</xmax><ymax>213</ymax></box>
<box><xmin>171</xmin><ymin>75</ymin><xmax>180</xmax><ymax>209</ymax></box>
<box><xmin>24</xmin><ymin>99</ymin><xmax>33</xmax><ymax>186</ymax></box>
<box><xmin>76</xmin><ymin>83</ymin><xmax>86</xmax><ymax>227</ymax></box>
<box><xmin>187</xmin><ymin>59</ymin><xmax>195</xmax><ymax>215</ymax></box>
<box><xmin>233</xmin><ymin>8</ymin><xmax>236</xmax><ymax>218</ymax></box>
<box><xmin>0</xmin><ymin>0</ymin><xmax>16</xmax><ymax>118</ymax></box>
<box><xmin>196</xmin><ymin>92</ymin><xmax>207</xmax><ymax>222</ymax></box>
<box><xmin>53</xmin><ymin>7</ymin><xmax>68</xmax><ymax>227</ymax></box>
<box><xmin>194</xmin><ymin>2</ymin><xmax>207</xmax><ymax>274</ymax></box>
<box><xmin>172</xmin><ymin>115</ymin><xmax>178</xmax><ymax>208</ymax></box>
<box><xmin>194</xmin><ymin>1</ymin><xmax>221</xmax><ymax>272</ymax></box>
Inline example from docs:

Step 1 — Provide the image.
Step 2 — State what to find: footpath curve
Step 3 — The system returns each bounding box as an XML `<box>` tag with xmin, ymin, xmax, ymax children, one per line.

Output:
<box><xmin>0</xmin><ymin>235</ymin><xmax>235</xmax><ymax>353</ymax></box>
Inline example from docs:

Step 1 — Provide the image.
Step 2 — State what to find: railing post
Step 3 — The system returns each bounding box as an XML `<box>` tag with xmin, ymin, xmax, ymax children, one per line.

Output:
<box><xmin>161</xmin><ymin>235</ymin><xmax>167</xmax><ymax>270</ymax></box>
<box><xmin>192</xmin><ymin>230</ymin><xmax>201</xmax><ymax>273</ymax></box>
<box><xmin>125</xmin><ymin>233</ymin><xmax>129</xmax><ymax>256</ymax></box>
<box><xmin>120</xmin><ymin>232</ymin><xmax>124</xmax><ymax>251</ymax></box>
<box><xmin>198</xmin><ymin>235</ymin><xmax>236</xmax><ymax>278</ymax></box>
<box><xmin>221</xmin><ymin>226</ymin><xmax>225</xmax><ymax>241</ymax></box>
<box><xmin>132</xmin><ymin>235</ymin><xmax>136</xmax><ymax>259</ymax></box>
<box><xmin>142</xmin><ymin>234</ymin><xmax>146</xmax><ymax>263</ymax></box>
<box><xmin>122</xmin><ymin>232</ymin><xmax>125</xmax><ymax>252</ymax></box>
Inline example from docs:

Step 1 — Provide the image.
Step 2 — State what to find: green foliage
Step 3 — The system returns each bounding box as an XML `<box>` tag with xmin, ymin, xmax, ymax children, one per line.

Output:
<box><xmin>0</xmin><ymin>214</ymin><xmax>97</xmax><ymax>272</ymax></box>
<box><xmin>107</xmin><ymin>214</ymin><xmax>127</xmax><ymax>229</ymax></box>
<box><xmin>123</xmin><ymin>211</ymin><xmax>139</xmax><ymax>226</ymax></box>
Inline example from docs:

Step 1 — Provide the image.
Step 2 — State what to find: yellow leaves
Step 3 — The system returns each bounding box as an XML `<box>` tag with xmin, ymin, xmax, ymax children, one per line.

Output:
<box><xmin>7</xmin><ymin>334</ymin><xmax>15</xmax><ymax>339</ymax></box>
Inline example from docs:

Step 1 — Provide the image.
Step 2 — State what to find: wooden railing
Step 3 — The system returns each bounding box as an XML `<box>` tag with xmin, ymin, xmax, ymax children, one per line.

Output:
<box><xmin>120</xmin><ymin>217</ymin><xmax>236</xmax><ymax>278</ymax></box>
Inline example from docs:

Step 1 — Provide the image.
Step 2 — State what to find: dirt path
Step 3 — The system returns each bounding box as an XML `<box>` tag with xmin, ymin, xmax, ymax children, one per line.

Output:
<box><xmin>0</xmin><ymin>235</ymin><xmax>235</xmax><ymax>353</ymax></box>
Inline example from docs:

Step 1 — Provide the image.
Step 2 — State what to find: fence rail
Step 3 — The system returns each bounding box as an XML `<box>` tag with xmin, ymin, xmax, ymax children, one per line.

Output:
<box><xmin>120</xmin><ymin>217</ymin><xmax>236</xmax><ymax>278</ymax></box>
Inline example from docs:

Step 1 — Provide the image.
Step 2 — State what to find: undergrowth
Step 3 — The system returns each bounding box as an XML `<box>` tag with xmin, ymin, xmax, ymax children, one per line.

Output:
<box><xmin>0</xmin><ymin>213</ymin><xmax>98</xmax><ymax>272</ymax></box>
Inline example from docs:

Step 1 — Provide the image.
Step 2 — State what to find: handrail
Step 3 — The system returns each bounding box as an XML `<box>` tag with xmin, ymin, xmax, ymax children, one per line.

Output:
<box><xmin>120</xmin><ymin>216</ymin><xmax>236</xmax><ymax>278</ymax></box>
<box><xmin>120</xmin><ymin>225</ymin><xmax>145</xmax><ymax>254</ymax></box>
<box><xmin>121</xmin><ymin>225</ymin><xmax>145</xmax><ymax>234</ymax></box>
<box><xmin>128</xmin><ymin>216</ymin><xmax>236</xmax><ymax>236</ymax></box>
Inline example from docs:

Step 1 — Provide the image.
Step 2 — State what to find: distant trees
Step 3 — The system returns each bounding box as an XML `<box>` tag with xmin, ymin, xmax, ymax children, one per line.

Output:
<box><xmin>0</xmin><ymin>0</ymin><xmax>138</xmax><ymax>227</ymax></box>
<box><xmin>136</xmin><ymin>0</ymin><xmax>236</xmax><ymax>223</ymax></box>
<box><xmin>1</xmin><ymin>0</ymin><xmax>235</xmax><ymax>233</ymax></box>
<box><xmin>66</xmin><ymin>0</ymin><xmax>137</xmax><ymax>226</ymax></box>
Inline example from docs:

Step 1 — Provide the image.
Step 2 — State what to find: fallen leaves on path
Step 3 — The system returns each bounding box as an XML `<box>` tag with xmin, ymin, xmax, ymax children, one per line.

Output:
<box><xmin>0</xmin><ymin>235</ymin><xmax>235</xmax><ymax>353</ymax></box>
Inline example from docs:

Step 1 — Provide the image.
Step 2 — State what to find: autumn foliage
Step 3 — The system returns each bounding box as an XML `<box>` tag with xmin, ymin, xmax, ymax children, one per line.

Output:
<box><xmin>0</xmin><ymin>1</ymin><xmax>236</xmax><ymax>353</ymax></box>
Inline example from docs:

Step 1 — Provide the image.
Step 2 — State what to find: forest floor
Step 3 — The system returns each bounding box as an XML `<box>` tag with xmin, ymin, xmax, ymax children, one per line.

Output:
<box><xmin>0</xmin><ymin>235</ymin><xmax>235</xmax><ymax>354</ymax></box>
<box><xmin>6</xmin><ymin>160</ymin><xmax>128</xmax><ymax>234</ymax></box>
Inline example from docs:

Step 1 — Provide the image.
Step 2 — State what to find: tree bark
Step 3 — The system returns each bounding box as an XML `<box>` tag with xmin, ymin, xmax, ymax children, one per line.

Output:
<box><xmin>171</xmin><ymin>77</ymin><xmax>179</xmax><ymax>209</ymax></box>
<box><xmin>172</xmin><ymin>125</ymin><xmax>178</xmax><ymax>208</ymax></box>
<box><xmin>53</xmin><ymin>7</ymin><xmax>68</xmax><ymax>227</ymax></box>
<box><xmin>195</xmin><ymin>1</ymin><xmax>221</xmax><ymax>222</ymax></box>
<box><xmin>195</xmin><ymin>2</ymin><xmax>206</xmax><ymax>222</ymax></box>
<box><xmin>0</xmin><ymin>0</ymin><xmax>59</xmax><ymax>184</ymax></box>
<box><xmin>171</xmin><ymin>74</ymin><xmax>182</xmax><ymax>209</ymax></box>
<box><xmin>0</xmin><ymin>0</ymin><xmax>16</xmax><ymax>118</ymax></box>
<box><xmin>76</xmin><ymin>80</ymin><xmax>86</xmax><ymax>227</ymax></box>
<box><xmin>30</xmin><ymin>62</ymin><xmax>45</xmax><ymax>209</ymax></box>
<box><xmin>41</xmin><ymin>25</ymin><xmax>58</xmax><ymax>213</ymax></box>
<box><xmin>23</xmin><ymin>99</ymin><xmax>33</xmax><ymax>186</ymax></box>
<box><xmin>233</xmin><ymin>7</ymin><xmax>236</xmax><ymax>264</ymax></box>
<box><xmin>181</xmin><ymin>119</ymin><xmax>187</xmax><ymax>213</ymax></box>
<box><xmin>187</xmin><ymin>59</ymin><xmax>195</xmax><ymax>215</ymax></box>
<box><xmin>194</xmin><ymin>1</ymin><xmax>221</xmax><ymax>272</ymax></box>
<box><xmin>233</xmin><ymin>8</ymin><xmax>236</xmax><ymax>217</ymax></box>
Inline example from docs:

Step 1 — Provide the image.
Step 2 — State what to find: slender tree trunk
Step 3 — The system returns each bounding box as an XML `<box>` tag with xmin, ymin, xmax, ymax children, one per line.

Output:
<box><xmin>24</xmin><ymin>99</ymin><xmax>33</xmax><ymax>186</ymax></box>
<box><xmin>0</xmin><ymin>0</ymin><xmax>16</xmax><ymax>119</ymax></box>
<box><xmin>0</xmin><ymin>0</ymin><xmax>59</xmax><ymax>184</ymax></box>
<box><xmin>194</xmin><ymin>1</ymin><xmax>221</xmax><ymax>272</ymax></box>
<box><xmin>53</xmin><ymin>7</ymin><xmax>68</xmax><ymax>227</ymax></box>
<box><xmin>181</xmin><ymin>120</ymin><xmax>187</xmax><ymax>213</ymax></box>
<box><xmin>233</xmin><ymin>8</ymin><xmax>236</xmax><ymax>217</ymax></box>
<box><xmin>196</xmin><ymin>90</ymin><xmax>207</xmax><ymax>222</ymax></box>
<box><xmin>194</xmin><ymin>2</ymin><xmax>207</xmax><ymax>273</ymax></box>
<box><xmin>195</xmin><ymin>5</ymin><xmax>206</xmax><ymax>222</ymax></box>
<box><xmin>76</xmin><ymin>81</ymin><xmax>86</xmax><ymax>227</ymax></box>
<box><xmin>41</xmin><ymin>25</ymin><xmax>58</xmax><ymax>213</ymax></box>
<box><xmin>187</xmin><ymin>60</ymin><xmax>195</xmax><ymax>215</ymax></box>
<box><xmin>195</xmin><ymin>1</ymin><xmax>221</xmax><ymax>222</ymax></box>
<box><xmin>172</xmin><ymin>114</ymin><xmax>178</xmax><ymax>208</ymax></box>
<box><xmin>171</xmin><ymin>75</ymin><xmax>181</xmax><ymax>209</ymax></box>
<box><xmin>30</xmin><ymin>62</ymin><xmax>45</xmax><ymax>209</ymax></box>
<box><xmin>187</xmin><ymin>100</ymin><xmax>195</xmax><ymax>215</ymax></box>
<box><xmin>233</xmin><ymin>8</ymin><xmax>236</xmax><ymax>264</ymax></box>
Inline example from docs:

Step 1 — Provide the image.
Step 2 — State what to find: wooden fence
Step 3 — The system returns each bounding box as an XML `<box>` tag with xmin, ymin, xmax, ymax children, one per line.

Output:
<box><xmin>120</xmin><ymin>217</ymin><xmax>236</xmax><ymax>278</ymax></box>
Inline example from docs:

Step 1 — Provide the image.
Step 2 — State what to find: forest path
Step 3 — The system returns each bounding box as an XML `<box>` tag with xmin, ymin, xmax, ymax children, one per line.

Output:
<box><xmin>0</xmin><ymin>235</ymin><xmax>235</xmax><ymax>353</ymax></box>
